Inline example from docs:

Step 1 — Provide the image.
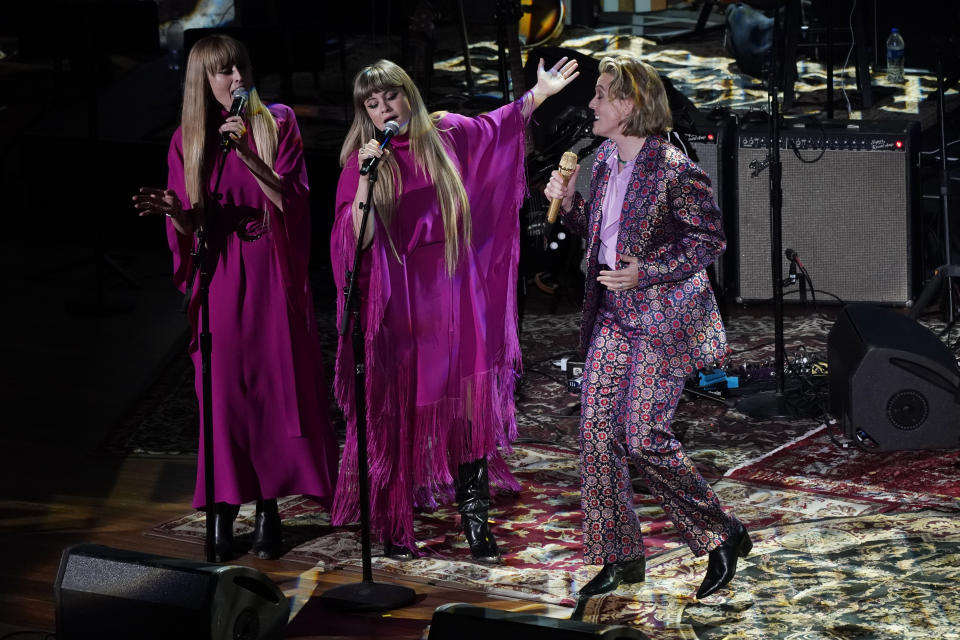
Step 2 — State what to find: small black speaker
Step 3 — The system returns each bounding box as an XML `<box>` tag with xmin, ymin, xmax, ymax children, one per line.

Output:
<box><xmin>427</xmin><ymin>604</ymin><xmax>649</xmax><ymax>639</ymax></box>
<box><xmin>828</xmin><ymin>304</ymin><xmax>960</xmax><ymax>450</ymax></box>
<box><xmin>54</xmin><ymin>544</ymin><xmax>289</xmax><ymax>640</ymax></box>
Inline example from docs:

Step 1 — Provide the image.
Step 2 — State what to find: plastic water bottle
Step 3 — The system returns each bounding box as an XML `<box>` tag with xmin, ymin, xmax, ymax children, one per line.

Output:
<box><xmin>886</xmin><ymin>28</ymin><xmax>905</xmax><ymax>83</ymax></box>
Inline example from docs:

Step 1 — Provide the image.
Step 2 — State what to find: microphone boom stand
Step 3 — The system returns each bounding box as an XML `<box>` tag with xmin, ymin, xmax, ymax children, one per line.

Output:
<box><xmin>319</xmin><ymin>162</ymin><xmax>416</xmax><ymax>612</ymax></box>
<box><xmin>736</xmin><ymin>5</ymin><xmax>794</xmax><ymax>420</ymax></box>
<box><xmin>910</xmin><ymin>51</ymin><xmax>960</xmax><ymax>325</ymax></box>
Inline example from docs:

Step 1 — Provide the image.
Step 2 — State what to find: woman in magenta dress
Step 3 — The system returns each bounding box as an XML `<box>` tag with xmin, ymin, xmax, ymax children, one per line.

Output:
<box><xmin>332</xmin><ymin>58</ymin><xmax>578</xmax><ymax>561</ymax></box>
<box><xmin>134</xmin><ymin>34</ymin><xmax>338</xmax><ymax>562</ymax></box>
<box><xmin>544</xmin><ymin>52</ymin><xmax>750</xmax><ymax>598</ymax></box>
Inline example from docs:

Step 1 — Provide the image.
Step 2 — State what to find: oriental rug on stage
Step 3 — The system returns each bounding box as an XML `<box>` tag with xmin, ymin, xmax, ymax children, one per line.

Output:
<box><xmin>148</xmin><ymin>440</ymin><xmax>892</xmax><ymax>606</ymax></box>
<box><xmin>144</xmin><ymin>307</ymin><xmax>960</xmax><ymax>636</ymax></box>
<box><xmin>725</xmin><ymin>425</ymin><xmax>960</xmax><ymax>511</ymax></box>
<box><xmin>576</xmin><ymin>511</ymin><xmax>960</xmax><ymax>640</ymax></box>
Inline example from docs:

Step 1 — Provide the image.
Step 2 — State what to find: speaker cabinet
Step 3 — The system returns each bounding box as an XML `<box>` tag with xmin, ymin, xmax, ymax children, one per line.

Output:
<box><xmin>736</xmin><ymin>119</ymin><xmax>920</xmax><ymax>304</ymax></box>
<box><xmin>682</xmin><ymin>110</ymin><xmax>738</xmax><ymax>298</ymax></box>
<box><xmin>828</xmin><ymin>304</ymin><xmax>960</xmax><ymax>450</ymax></box>
<box><xmin>427</xmin><ymin>604</ymin><xmax>649</xmax><ymax>639</ymax></box>
<box><xmin>54</xmin><ymin>544</ymin><xmax>289</xmax><ymax>640</ymax></box>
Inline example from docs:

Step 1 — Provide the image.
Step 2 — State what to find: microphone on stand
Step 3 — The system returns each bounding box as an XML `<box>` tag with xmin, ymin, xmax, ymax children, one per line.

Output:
<box><xmin>782</xmin><ymin>248</ymin><xmax>797</xmax><ymax>288</ymax></box>
<box><xmin>786</xmin><ymin>248</ymin><xmax>808</xmax><ymax>303</ymax></box>
<box><xmin>360</xmin><ymin>120</ymin><xmax>401</xmax><ymax>176</ymax></box>
<box><xmin>220</xmin><ymin>88</ymin><xmax>249</xmax><ymax>152</ymax></box>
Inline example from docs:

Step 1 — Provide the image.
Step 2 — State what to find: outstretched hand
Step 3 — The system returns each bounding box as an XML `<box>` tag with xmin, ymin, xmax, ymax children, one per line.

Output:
<box><xmin>533</xmin><ymin>56</ymin><xmax>580</xmax><ymax>101</ymax></box>
<box><xmin>133</xmin><ymin>187</ymin><xmax>194</xmax><ymax>235</ymax></box>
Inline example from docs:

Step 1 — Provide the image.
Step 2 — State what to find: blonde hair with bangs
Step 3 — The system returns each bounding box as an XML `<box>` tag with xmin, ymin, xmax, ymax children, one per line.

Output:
<box><xmin>599</xmin><ymin>53</ymin><xmax>672</xmax><ymax>138</ymax></box>
<box><xmin>181</xmin><ymin>34</ymin><xmax>278</xmax><ymax>209</ymax></box>
<box><xmin>340</xmin><ymin>59</ymin><xmax>471</xmax><ymax>274</ymax></box>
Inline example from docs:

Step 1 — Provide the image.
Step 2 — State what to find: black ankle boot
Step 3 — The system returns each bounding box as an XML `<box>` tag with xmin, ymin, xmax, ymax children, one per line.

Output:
<box><xmin>252</xmin><ymin>499</ymin><xmax>283</xmax><ymax>560</ymax></box>
<box><xmin>455</xmin><ymin>458</ymin><xmax>501</xmax><ymax>563</ymax></box>
<box><xmin>383</xmin><ymin>541</ymin><xmax>414</xmax><ymax>560</ymax></box>
<box><xmin>696</xmin><ymin>523</ymin><xmax>752</xmax><ymax>599</ymax></box>
<box><xmin>209</xmin><ymin>502</ymin><xmax>239</xmax><ymax>563</ymax></box>
<box><xmin>578</xmin><ymin>558</ymin><xmax>646</xmax><ymax>596</ymax></box>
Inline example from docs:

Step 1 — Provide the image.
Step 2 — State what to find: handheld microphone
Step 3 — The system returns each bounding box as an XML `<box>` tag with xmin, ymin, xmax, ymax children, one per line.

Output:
<box><xmin>360</xmin><ymin>121</ymin><xmax>401</xmax><ymax>176</ymax></box>
<box><xmin>546</xmin><ymin>151</ymin><xmax>579</xmax><ymax>223</ymax></box>
<box><xmin>221</xmin><ymin>88</ymin><xmax>249</xmax><ymax>152</ymax></box>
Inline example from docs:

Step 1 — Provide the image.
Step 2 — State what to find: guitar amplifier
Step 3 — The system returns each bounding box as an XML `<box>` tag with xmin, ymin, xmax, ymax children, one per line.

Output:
<box><xmin>735</xmin><ymin>119</ymin><xmax>921</xmax><ymax>305</ymax></box>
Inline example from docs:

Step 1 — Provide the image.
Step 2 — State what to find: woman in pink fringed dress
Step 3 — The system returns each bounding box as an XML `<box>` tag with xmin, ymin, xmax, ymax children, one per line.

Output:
<box><xmin>331</xmin><ymin>58</ymin><xmax>579</xmax><ymax>562</ymax></box>
<box><xmin>134</xmin><ymin>35</ymin><xmax>338</xmax><ymax>563</ymax></box>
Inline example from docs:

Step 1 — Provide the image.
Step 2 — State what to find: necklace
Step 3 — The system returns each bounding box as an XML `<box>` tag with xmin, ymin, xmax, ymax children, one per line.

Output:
<box><xmin>616</xmin><ymin>155</ymin><xmax>628</xmax><ymax>165</ymax></box>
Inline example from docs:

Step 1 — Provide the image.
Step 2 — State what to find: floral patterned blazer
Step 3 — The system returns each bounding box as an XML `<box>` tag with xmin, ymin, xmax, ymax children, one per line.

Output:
<box><xmin>560</xmin><ymin>135</ymin><xmax>729</xmax><ymax>377</ymax></box>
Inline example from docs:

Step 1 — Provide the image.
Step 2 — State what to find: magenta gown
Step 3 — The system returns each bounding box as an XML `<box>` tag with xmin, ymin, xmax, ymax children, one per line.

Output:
<box><xmin>165</xmin><ymin>103</ymin><xmax>338</xmax><ymax>509</ymax></box>
<box><xmin>331</xmin><ymin>98</ymin><xmax>530</xmax><ymax>549</ymax></box>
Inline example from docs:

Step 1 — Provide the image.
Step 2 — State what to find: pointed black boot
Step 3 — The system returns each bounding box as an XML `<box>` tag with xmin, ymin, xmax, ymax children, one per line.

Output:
<box><xmin>252</xmin><ymin>498</ymin><xmax>283</xmax><ymax>560</ymax></box>
<box><xmin>383</xmin><ymin>541</ymin><xmax>415</xmax><ymax>560</ymax></box>
<box><xmin>455</xmin><ymin>458</ymin><xmax>501</xmax><ymax>564</ymax></box>
<box><xmin>696</xmin><ymin>523</ymin><xmax>752</xmax><ymax>599</ymax></box>
<box><xmin>578</xmin><ymin>558</ymin><xmax>646</xmax><ymax>597</ymax></box>
<box><xmin>209</xmin><ymin>502</ymin><xmax>239</xmax><ymax>563</ymax></box>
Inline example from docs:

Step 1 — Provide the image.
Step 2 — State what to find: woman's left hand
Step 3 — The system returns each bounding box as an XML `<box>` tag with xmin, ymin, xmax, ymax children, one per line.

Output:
<box><xmin>597</xmin><ymin>254</ymin><xmax>640</xmax><ymax>291</ymax></box>
<box><xmin>219</xmin><ymin>115</ymin><xmax>250</xmax><ymax>152</ymax></box>
<box><xmin>533</xmin><ymin>56</ymin><xmax>580</xmax><ymax>100</ymax></box>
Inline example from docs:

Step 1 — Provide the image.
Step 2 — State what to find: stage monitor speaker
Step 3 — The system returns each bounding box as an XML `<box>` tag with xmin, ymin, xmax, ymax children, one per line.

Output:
<box><xmin>735</xmin><ymin>119</ymin><xmax>920</xmax><ymax>305</ymax></box>
<box><xmin>54</xmin><ymin>544</ymin><xmax>289</xmax><ymax>640</ymax></box>
<box><xmin>681</xmin><ymin>109</ymin><xmax>738</xmax><ymax>299</ymax></box>
<box><xmin>427</xmin><ymin>604</ymin><xmax>649</xmax><ymax>639</ymax></box>
<box><xmin>828</xmin><ymin>304</ymin><xmax>960</xmax><ymax>451</ymax></box>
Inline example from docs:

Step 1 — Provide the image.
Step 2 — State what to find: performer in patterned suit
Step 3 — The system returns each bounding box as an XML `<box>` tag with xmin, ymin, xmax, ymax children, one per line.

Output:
<box><xmin>544</xmin><ymin>52</ymin><xmax>751</xmax><ymax>599</ymax></box>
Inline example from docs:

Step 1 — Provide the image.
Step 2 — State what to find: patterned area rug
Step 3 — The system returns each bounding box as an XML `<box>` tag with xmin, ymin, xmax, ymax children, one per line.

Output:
<box><xmin>142</xmin><ymin>305</ymin><xmax>960</xmax><ymax>637</ymax></box>
<box><xmin>576</xmin><ymin>511</ymin><xmax>960</xmax><ymax>639</ymax></box>
<box><xmin>147</xmin><ymin>441</ymin><xmax>889</xmax><ymax>607</ymax></box>
<box><xmin>726</xmin><ymin>425</ymin><xmax>960</xmax><ymax>511</ymax></box>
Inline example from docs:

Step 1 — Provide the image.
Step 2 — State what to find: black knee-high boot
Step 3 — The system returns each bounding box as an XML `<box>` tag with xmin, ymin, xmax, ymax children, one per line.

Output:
<box><xmin>252</xmin><ymin>498</ymin><xmax>283</xmax><ymax>560</ymax></box>
<box><xmin>455</xmin><ymin>458</ymin><xmax>501</xmax><ymax>563</ymax></box>
<box><xmin>210</xmin><ymin>502</ymin><xmax>239</xmax><ymax>563</ymax></box>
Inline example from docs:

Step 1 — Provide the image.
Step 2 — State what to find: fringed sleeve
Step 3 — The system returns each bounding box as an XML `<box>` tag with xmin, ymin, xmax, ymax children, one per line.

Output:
<box><xmin>436</xmin><ymin>95</ymin><xmax>531</xmax><ymax>489</ymax></box>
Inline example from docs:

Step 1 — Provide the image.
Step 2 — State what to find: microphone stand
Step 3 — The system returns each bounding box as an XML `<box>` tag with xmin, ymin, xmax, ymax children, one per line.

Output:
<box><xmin>319</xmin><ymin>161</ymin><xmax>416</xmax><ymax>612</ymax></box>
<box><xmin>183</xmin><ymin>150</ymin><xmax>229</xmax><ymax>563</ymax></box>
<box><xmin>910</xmin><ymin>50</ymin><xmax>960</xmax><ymax>326</ymax></box>
<box><xmin>736</xmin><ymin>4</ymin><xmax>794</xmax><ymax>420</ymax></box>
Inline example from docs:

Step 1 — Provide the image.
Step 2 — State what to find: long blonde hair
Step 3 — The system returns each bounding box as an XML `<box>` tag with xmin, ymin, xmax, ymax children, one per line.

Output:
<box><xmin>181</xmin><ymin>34</ymin><xmax>278</xmax><ymax>209</ymax></box>
<box><xmin>339</xmin><ymin>59</ymin><xmax>470</xmax><ymax>274</ymax></box>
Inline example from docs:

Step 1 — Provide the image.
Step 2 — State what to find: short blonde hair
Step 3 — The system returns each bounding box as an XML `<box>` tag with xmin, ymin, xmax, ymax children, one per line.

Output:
<box><xmin>598</xmin><ymin>53</ymin><xmax>672</xmax><ymax>137</ymax></box>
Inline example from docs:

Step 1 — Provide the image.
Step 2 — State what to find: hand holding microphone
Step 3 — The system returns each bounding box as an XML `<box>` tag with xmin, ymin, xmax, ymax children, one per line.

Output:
<box><xmin>220</xmin><ymin>88</ymin><xmax>249</xmax><ymax>152</ymax></box>
<box><xmin>544</xmin><ymin>151</ymin><xmax>579</xmax><ymax>223</ymax></box>
<box><xmin>360</xmin><ymin>120</ymin><xmax>401</xmax><ymax>176</ymax></box>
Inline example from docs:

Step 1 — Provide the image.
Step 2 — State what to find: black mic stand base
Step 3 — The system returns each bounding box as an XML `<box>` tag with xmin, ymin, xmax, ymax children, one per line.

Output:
<box><xmin>318</xmin><ymin>581</ymin><xmax>417</xmax><ymax>613</ymax></box>
<box><xmin>736</xmin><ymin>390</ymin><xmax>797</xmax><ymax>420</ymax></box>
<box><xmin>909</xmin><ymin>266</ymin><xmax>960</xmax><ymax>321</ymax></box>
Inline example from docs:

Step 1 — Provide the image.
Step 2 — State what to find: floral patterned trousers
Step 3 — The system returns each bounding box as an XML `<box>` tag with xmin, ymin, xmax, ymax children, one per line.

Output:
<box><xmin>579</xmin><ymin>304</ymin><xmax>740</xmax><ymax>565</ymax></box>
